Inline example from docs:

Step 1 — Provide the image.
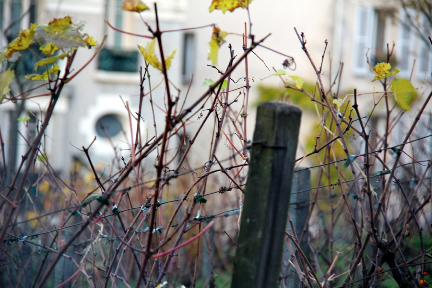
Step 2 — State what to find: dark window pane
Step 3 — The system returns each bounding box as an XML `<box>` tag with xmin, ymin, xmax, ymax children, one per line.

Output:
<box><xmin>29</xmin><ymin>2</ymin><xmax>36</xmax><ymax>24</ymax></box>
<box><xmin>9</xmin><ymin>0</ymin><xmax>22</xmax><ymax>38</ymax></box>
<box><xmin>0</xmin><ymin>0</ymin><xmax>3</xmax><ymax>30</ymax></box>
<box><xmin>182</xmin><ymin>33</ymin><xmax>195</xmax><ymax>82</ymax></box>
<box><xmin>97</xmin><ymin>48</ymin><xmax>138</xmax><ymax>72</ymax></box>
<box><xmin>96</xmin><ymin>114</ymin><xmax>122</xmax><ymax>138</ymax></box>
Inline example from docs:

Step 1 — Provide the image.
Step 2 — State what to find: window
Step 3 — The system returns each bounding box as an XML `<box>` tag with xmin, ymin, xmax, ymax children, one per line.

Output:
<box><xmin>1</xmin><ymin>1</ymin><xmax>39</xmax><ymax>75</ymax></box>
<box><xmin>353</xmin><ymin>6</ymin><xmax>392</xmax><ymax>75</ymax></box>
<box><xmin>417</xmin><ymin>16</ymin><xmax>432</xmax><ymax>79</ymax></box>
<box><xmin>182</xmin><ymin>33</ymin><xmax>195</xmax><ymax>83</ymax></box>
<box><xmin>95</xmin><ymin>114</ymin><xmax>123</xmax><ymax>139</ymax></box>
<box><xmin>98</xmin><ymin>0</ymin><xmax>138</xmax><ymax>73</ymax></box>
<box><xmin>98</xmin><ymin>48</ymin><xmax>139</xmax><ymax>72</ymax></box>
<box><xmin>397</xmin><ymin>9</ymin><xmax>416</xmax><ymax>77</ymax></box>
<box><xmin>353</xmin><ymin>5</ymin><xmax>377</xmax><ymax>75</ymax></box>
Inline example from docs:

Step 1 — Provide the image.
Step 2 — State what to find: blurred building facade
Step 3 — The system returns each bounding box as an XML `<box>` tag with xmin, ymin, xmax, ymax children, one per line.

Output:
<box><xmin>0</xmin><ymin>0</ymin><xmax>430</xmax><ymax>173</ymax></box>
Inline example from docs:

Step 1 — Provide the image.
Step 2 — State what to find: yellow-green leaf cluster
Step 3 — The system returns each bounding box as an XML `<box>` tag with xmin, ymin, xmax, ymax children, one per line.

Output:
<box><xmin>1</xmin><ymin>16</ymin><xmax>96</xmax><ymax>65</ymax></box>
<box><xmin>273</xmin><ymin>69</ymin><xmax>286</xmax><ymax>76</ymax></box>
<box><xmin>34</xmin><ymin>53</ymin><xmax>68</xmax><ymax>70</ymax></box>
<box><xmin>35</xmin><ymin>16</ymin><xmax>87</xmax><ymax>49</ymax></box>
<box><xmin>138</xmin><ymin>39</ymin><xmax>176</xmax><ymax>71</ymax></box>
<box><xmin>333</xmin><ymin>98</ymin><xmax>344</xmax><ymax>110</ymax></box>
<box><xmin>25</xmin><ymin>64</ymin><xmax>60</xmax><ymax>81</ymax></box>
<box><xmin>372</xmin><ymin>62</ymin><xmax>399</xmax><ymax>82</ymax></box>
<box><xmin>390</xmin><ymin>78</ymin><xmax>417</xmax><ymax>111</ymax></box>
<box><xmin>83</xmin><ymin>35</ymin><xmax>97</xmax><ymax>48</ymax></box>
<box><xmin>122</xmin><ymin>0</ymin><xmax>149</xmax><ymax>12</ymax></box>
<box><xmin>3</xmin><ymin>23</ymin><xmax>38</xmax><ymax>59</ymax></box>
<box><xmin>209</xmin><ymin>0</ymin><xmax>252</xmax><ymax>13</ymax></box>
<box><xmin>208</xmin><ymin>26</ymin><xmax>227</xmax><ymax>65</ymax></box>
<box><xmin>0</xmin><ymin>68</ymin><xmax>15</xmax><ymax>103</ymax></box>
<box><xmin>40</xmin><ymin>43</ymin><xmax>59</xmax><ymax>55</ymax></box>
<box><xmin>289</xmin><ymin>75</ymin><xmax>304</xmax><ymax>89</ymax></box>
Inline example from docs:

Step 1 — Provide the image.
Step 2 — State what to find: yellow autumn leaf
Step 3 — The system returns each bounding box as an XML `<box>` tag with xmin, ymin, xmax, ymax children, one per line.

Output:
<box><xmin>34</xmin><ymin>53</ymin><xmax>68</xmax><ymax>70</ymax></box>
<box><xmin>0</xmin><ymin>68</ymin><xmax>15</xmax><ymax>103</ymax></box>
<box><xmin>122</xmin><ymin>0</ymin><xmax>149</xmax><ymax>12</ymax></box>
<box><xmin>40</xmin><ymin>43</ymin><xmax>59</xmax><ymax>55</ymax></box>
<box><xmin>372</xmin><ymin>62</ymin><xmax>400</xmax><ymax>82</ymax></box>
<box><xmin>35</xmin><ymin>16</ymin><xmax>86</xmax><ymax>49</ymax></box>
<box><xmin>5</xmin><ymin>23</ymin><xmax>37</xmax><ymax>58</ymax></box>
<box><xmin>26</xmin><ymin>211</ymin><xmax>39</xmax><ymax>228</ymax></box>
<box><xmin>208</xmin><ymin>26</ymin><xmax>227</xmax><ymax>65</ymax></box>
<box><xmin>390</xmin><ymin>78</ymin><xmax>417</xmax><ymax>111</ymax></box>
<box><xmin>26</xmin><ymin>64</ymin><xmax>60</xmax><ymax>81</ymax></box>
<box><xmin>83</xmin><ymin>35</ymin><xmax>97</xmax><ymax>47</ymax></box>
<box><xmin>209</xmin><ymin>0</ymin><xmax>252</xmax><ymax>13</ymax></box>
<box><xmin>39</xmin><ymin>180</ymin><xmax>50</xmax><ymax>194</ymax></box>
<box><xmin>137</xmin><ymin>39</ymin><xmax>176</xmax><ymax>71</ymax></box>
<box><xmin>48</xmin><ymin>16</ymin><xmax>73</xmax><ymax>32</ymax></box>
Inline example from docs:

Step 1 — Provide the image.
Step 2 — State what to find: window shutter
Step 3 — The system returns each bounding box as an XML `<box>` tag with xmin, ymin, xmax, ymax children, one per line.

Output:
<box><xmin>353</xmin><ymin>5</ymin><xmax>376</xmax><ymax>75</ymax></box>
<box><xmin>398</xmin><ymin>9</ymin><xmax>416</xmax><ymax>77</ymax></box>
<box><xmin>418</xmin><ymin>15</ymin><xmax>432</xmax><ymax>79</ymax></box>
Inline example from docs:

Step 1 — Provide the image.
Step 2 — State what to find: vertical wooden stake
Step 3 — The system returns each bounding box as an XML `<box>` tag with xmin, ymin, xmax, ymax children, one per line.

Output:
<box><xmin>231</xmin><ymin>102</ymin><xmax>302</xmax><ymax>288</ymax></box>
<box><xmin>284</xmin><ymin>168</ymin><xmax>310</xmax><ymax>287</ymax></box>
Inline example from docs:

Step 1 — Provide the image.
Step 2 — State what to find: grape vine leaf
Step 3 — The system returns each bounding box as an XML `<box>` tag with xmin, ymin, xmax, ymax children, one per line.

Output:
<box><xmin>202</xmin><ymin>78</ymin><xmax>228</xmax><ymax>89</ymax></box>
<box><xmin>35</xmin><ymin>16</ymin><xmax>86</xmax><ymax>49</ymax></box>
<box><xmin>390</xmin><ymin>78</ymin><xmax>417</xmax><ymax>111</ymax></box>
<box><xmin>37</xmin><ymin>153</ymin><xmax>47</xmax><ymax>162</ymax></box>
<box><xmin>39</xmin><ymin>43</ymin><xmax>59</xmax><ymax>55</ymax></box>
<box><xmin>289</xmin><ymin>75</ymin><xmax>304</xmax><ymax>89</ymax></box>
<box><xmin>202</xmin><ymin>78</ymin><xmax>215</xmax><ymax>86</ymax></box>
<box><xmin>344</xmin><ymin>155</ymin><xmax>357</xmax><ymax>168</ymax></box>
<box><xmin>372</xmin><ymin>62</ymin><xmax>399</xmax><ymax>82</ymax></box>
<box><xmin>122</xmin><ymin>0</ymin><xmax>149</xmax><ymax>12</ymax></box>
<box><xmin>209</xmin><ymin>0</ymin><xmax>252</xmax><ymax>13</ymax></box>
<box><xmin>18</xmin><ymin>116</ymin><xmax>30</xmax><ymax>122</ymax></box>
<box><xmin>5</xmin><ymin>23</ymin><xmax>37</xmax><ymax>59</ymax></box>
<box><xmin>0</xmin><ymin>68</ymin><xmax>15</xmax><ymax>103</ymax></box>
<box><xmin>34</xmin><ymin>53</ymin><xmax>68</xmax><ymax>69</ymax></box>
<box><xmin>273</xmin><ymin>69</ymin><xmax>286</xmax><ymax>76</ymax></box>
<box><xmin>83</xmin><ymin>35</ymin><xmax>97</xmax><ymax>48</ymax></box>
<box><xmin>333</xmin><ymin>98</ymin><xmax>344</xmax><ymax>109</ymax></box>
<box><xmin>138</xmin><ymin>39</ymin><xmax>176</xmax><ymax>71</ymax></box>
<box><xmin>25</xmin><ymin>64</ymin><xmax>60</xmax><ymax>81</ymax></box>
<box><xmin>208</xmin><ymin>26</ymin><xmax>227</xmax><ymax>65</ymax></box>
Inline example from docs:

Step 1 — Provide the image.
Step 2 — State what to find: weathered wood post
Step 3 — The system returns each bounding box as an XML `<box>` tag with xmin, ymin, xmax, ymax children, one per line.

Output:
<box><xmin>284</xmin><ymin>168</ymin><xmax>310</xmax><ymax>287</ymax></box>
<box><xmin>54</xmin><ymin>230</ymin><xmax>74</xmax><ymax>288</ymax></box>
<box><xmin>231</xmin><ymin>102</ymin><xmax>301</xmax><ymax>288</ymax></box>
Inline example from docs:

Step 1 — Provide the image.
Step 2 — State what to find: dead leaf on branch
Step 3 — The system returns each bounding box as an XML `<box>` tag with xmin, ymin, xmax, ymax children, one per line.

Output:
<box><xmin>209</xmin><ymin>0</ymin><xmax>253</xmax><ymax>13</ymax></box>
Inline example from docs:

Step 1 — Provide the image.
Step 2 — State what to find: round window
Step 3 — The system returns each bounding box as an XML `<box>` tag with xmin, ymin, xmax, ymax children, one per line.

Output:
<box><xmin>95</xmin><ymin>114</ymin><xmax>122</xmax><ymax>138</ymax></box>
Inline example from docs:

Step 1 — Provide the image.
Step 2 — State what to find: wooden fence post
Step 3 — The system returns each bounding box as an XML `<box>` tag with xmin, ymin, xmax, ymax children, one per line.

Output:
<box><xmin>54</xmin><ymin>230</ymin><xmax>74</xmax><ymax>288</ymax></box>
<box><xmin>231</xmin><ymin>102</ymin><xmax>301</xmax><ymax>288</ymax></box>
<box><xmin>283</xmin><ymin>168</ymin><xmax>310</xmax><ymax>287</ymax></box>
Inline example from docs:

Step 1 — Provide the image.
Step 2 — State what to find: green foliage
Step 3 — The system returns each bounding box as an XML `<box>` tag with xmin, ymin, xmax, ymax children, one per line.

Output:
<box><xmin>273</xmin><ymin>69</ymin><xmax>286</xmax><ymax>76</ymax></box>
<box><xmin>391</xmin><ymin>78</ymin><xmax>418</xmax><ymax>111</ymax></box>
<box><xmin>17</xmin><ymin>116</ymin><xmax>30</xmax><ymax>122</ymax></box>
<box><xmin>289</xmin><ymin>75</ymin><xmax>304</xmax><ymax>89</ymax></box>
<box><xmin>202</xmin><ymin>78</ymin><xmax>228</xmax><ymax>89</ymax></box>
<box><xmin>255</xmin><ymin>82</ymin><xmax>318</xmax><ymax>110</ymax></box>
<box><xmin>194</xmin><ymin>194</ymin><xmax>208</xmax><ymax>204</ymax></box>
